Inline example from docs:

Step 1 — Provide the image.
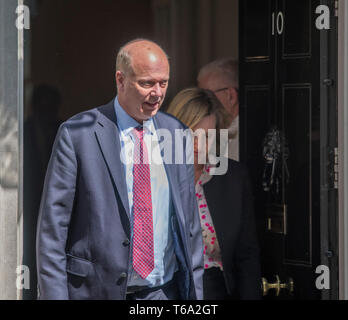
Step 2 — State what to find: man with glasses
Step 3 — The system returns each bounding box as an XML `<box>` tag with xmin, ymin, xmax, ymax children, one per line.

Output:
<box><xmin>197</xmin><ymin>59</ymin><xmax>261</xmax><ymax>300</ymax></box>
<box><xmin>198</xmin><ymin>58</ymin><xmax>239</xmax><ymax>161</ymax></box>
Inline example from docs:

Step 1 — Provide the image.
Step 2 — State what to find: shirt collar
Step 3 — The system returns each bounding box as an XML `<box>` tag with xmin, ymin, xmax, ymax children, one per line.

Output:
<box><xmin>114</xmin><ymin>96</ymin><xmax>155</xmax><ymax>137</ymax></box>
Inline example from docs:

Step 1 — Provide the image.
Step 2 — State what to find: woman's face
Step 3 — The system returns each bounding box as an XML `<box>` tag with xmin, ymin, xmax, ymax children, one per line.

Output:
<box><xmin>192</xmin><ymin>114</ymin><xmax>217</xmax><ymax>165</ymax></box>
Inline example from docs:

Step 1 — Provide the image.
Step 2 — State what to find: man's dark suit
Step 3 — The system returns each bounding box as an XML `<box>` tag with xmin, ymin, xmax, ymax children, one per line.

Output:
<box><xmin>203</xmin><ymin>159</ymin><xmax>262</xmax><ymax>299</ymax></box>
<box><xmin>36</xmin><ymin>99</ymin><xmax>204</xmax><ymax>300</ymax></box>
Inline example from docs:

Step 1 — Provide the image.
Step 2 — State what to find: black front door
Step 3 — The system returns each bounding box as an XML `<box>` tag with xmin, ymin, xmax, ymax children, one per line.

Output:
<box><xmin>239</xmin><ymin>0</ymin><xmax>338</xmax><ymax>299</ymax></box>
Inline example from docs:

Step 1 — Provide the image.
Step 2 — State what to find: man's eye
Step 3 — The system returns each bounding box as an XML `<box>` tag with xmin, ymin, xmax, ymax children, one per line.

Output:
<box><xmin>138</xmin><ymin>80</ymin><xmax>168</xmax><ymax>88</ymax></box>
<box><xmin>139</xmin><ymin>81</ymin><xmax>154</xmax><ymax>88</ymax></box>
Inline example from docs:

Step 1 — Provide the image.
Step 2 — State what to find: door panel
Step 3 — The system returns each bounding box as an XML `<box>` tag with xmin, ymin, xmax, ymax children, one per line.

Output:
<box><xmin>242</xmin><ymin>87</ymin><xmax>273</xmax><ymax>240</ymax></box>
<box><xmin>282</xmin><ymin>0</ymin><xmax>312</xmax><ymax>57</ymax></box>
<box><xmin>278</xmin><ymin>0</ymin><xmax>321</xmax><ymax>298</ymax></box>
<box><xmin>282</xmin><ymin>85</ymin><xmax>312</xmax><ymax>265</ymax></box>
<box><xmin>240</xmin><ymin>0</ymin><xmax>325</xmax><ymax>299</ymax></box>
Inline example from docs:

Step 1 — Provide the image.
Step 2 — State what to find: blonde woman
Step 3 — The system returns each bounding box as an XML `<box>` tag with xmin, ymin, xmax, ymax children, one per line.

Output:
<box><xmin>167</xmin><ymin>88</ymin><xmax>261</xmax><ymax>300</ymax></box>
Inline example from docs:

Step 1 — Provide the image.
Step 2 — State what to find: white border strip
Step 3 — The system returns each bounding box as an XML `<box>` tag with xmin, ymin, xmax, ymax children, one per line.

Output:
<box><xmin>17</xmin><ymin>0</ymin><xmax>24</xmax><ymax>300</ymax></box>
<box><xmin>338</xmin><ymin>0</ymin><xmax>348</xmax><ymax>301</ymax></box>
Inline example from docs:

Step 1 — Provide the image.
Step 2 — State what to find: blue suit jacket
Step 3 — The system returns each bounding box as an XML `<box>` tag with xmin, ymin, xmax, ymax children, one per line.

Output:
<box><xmin>36</xmin><ymin>99</ymin><xmax>204</xmax><ymax>300</ymax></box>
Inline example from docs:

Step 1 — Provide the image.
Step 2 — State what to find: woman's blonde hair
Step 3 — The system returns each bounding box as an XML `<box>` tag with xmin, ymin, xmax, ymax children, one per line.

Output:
<box><xmin>166</xmin><ymin>87</ymin><xmax>230</xmax><ymax>131</ymax></box>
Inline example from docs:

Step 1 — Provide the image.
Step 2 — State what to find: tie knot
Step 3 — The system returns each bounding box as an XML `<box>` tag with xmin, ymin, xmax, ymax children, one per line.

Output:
<box><xmin>133</xmin><ymin>126</ymin><xmax>144</xmax><ymax>141</ymax></box>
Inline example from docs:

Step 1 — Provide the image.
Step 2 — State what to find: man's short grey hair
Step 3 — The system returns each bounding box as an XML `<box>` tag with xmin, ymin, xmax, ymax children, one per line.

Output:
<box><xmin>198</xmin><ymin>58</ymin><xmax>239</xmax><ymax>89</ymax></box>
<box><xmin>116</xmin><ymin>38</ymin><xmax>169</xmax><ymax>76</ymax></box>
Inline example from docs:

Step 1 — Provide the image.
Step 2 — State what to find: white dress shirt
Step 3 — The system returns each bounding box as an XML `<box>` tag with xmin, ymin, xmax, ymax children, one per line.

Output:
<box><xmin>114</xmin><ymin>97</ymin><xmax>177</xmax><ymax>288</ymax></box>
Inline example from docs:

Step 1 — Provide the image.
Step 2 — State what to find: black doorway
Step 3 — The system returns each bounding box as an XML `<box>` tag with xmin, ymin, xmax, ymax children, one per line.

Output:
<box><xmin>239</xmin><ymin>0</ymin><xmax>338</xmax><ymax>300</ymax></box>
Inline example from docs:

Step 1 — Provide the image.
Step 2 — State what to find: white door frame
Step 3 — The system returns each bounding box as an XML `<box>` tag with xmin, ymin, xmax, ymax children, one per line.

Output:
<box><xmin>0</xmin><ymin>0</ymin><xmax>24</xmax><ymax>300</ymax></box>
<box><xmin>338</xmin><ymin>0</ymin><xmax>348</xmax><ymax>301</ymax></box>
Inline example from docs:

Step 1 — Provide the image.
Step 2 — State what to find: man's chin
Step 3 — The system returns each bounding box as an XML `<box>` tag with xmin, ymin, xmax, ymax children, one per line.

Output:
<box><xmin>141</xmin><ymin>106</ymin><xmax>160</xmax><ymax>119</ymax></box>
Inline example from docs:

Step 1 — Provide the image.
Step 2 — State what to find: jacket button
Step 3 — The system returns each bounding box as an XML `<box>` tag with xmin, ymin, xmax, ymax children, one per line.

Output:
<box><xmin>123</xmin><ymin>239</ymin><xmax>130</xmax><ymax>246</ymax></box>
<box><xmin>116</xmin><ymin>272</ymin><xmax>128</xmax><ymax>285</ymax></box>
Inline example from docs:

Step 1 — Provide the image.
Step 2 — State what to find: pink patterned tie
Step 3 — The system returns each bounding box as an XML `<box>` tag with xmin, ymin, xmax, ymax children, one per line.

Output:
<box><xmin>132</xmin><ymin>126</ymin><xmax>154</xmax><ymax>279</ymax></box>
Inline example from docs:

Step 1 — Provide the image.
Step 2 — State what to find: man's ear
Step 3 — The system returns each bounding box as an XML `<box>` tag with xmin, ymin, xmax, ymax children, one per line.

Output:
<box><xmin>227</xmin><ymin>87</ymin><xmax>239</xmax><ymax>119</ymax></box>
<box><xmin>116</xmin><ymin>71</ymin><xmax>125</xmax><ymax>90</ymax></box>
<box><xmin>227</xmin><ymin>87</ymin><xmax>238</xmax><ymax>106</ymax></box>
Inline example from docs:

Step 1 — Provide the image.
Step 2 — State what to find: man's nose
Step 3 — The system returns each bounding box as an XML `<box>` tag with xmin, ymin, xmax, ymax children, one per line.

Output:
<box><xmin>150</xmin><ymin>83</ymin><xmax>162</xmax><ymax>97</ymax></box>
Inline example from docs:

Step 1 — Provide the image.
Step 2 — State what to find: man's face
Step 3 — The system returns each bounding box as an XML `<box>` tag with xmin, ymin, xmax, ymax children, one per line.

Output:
<box><xmin>116</xmin><ymin>50</ymin><xmax>170</xmax><ymax>123</ymax></box>
<box><xmin>198</xmin><ymin>73</ymin><xmax>237</xmax><ymax>119</ymax></box>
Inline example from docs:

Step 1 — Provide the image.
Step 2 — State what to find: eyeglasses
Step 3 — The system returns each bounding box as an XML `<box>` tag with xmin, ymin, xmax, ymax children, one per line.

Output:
<box><xmin>213</xmin><ymin>87</ymin><xmax>239</xmax><ymax>94</ymax></box>
<box><xmin>213</xmin><ymin>87</ymin><xmax>229</xmax><ymax>94</ymax></box>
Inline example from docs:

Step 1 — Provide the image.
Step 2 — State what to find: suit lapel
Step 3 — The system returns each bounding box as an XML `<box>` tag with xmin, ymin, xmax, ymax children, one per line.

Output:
<box><xmin>153</xmin><ymin>114</ymin><xmax>185</xmax><ymax>228</ymax></box>
<box><xmin>94</xmin><ymin>106</ymin><xmax>187</xmax><ymax>236</ymax></box>
<box><xmin>95</xmin><ymin>100</ymin><xmax>131</xmax><ymax>222</ymax></box>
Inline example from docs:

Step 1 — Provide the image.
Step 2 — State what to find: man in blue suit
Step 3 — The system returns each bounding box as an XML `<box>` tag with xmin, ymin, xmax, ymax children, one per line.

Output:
<box><xmin>36</xmin><ymin>39</ymin><xmax>204</xmax><ymax>300</ymax></box>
